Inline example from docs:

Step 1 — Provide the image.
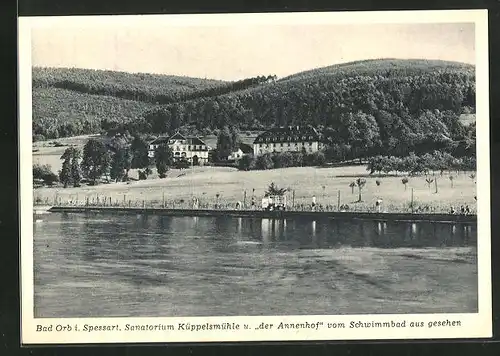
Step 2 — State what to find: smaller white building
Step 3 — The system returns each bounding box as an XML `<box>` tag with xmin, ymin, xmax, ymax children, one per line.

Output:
<box><xmin>227</xmin><ymin>143</ymin><xmax>253</xmax><ymax>161</ymax></box>
<box><xmin>148</xmin><ymin>132</ymin><xmax>210</xmax><ymax>165</ymax></box>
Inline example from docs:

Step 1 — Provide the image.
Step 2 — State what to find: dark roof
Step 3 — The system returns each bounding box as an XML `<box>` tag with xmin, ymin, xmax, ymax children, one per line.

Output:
<box><xmin>149</xmin><ymin>132</ymin><xmax>209</xmax><ymax>150</ymax></box>
<box><xmin>253</xmin><ymin>126</ymin><xmax>322</xmax><ymax>144</ymax></box>
<box><xmin>169</xmin><ymin>132</ymin><xmax>186</xmax><ymax>140</ymax></box>
<box><xmin>149</xmin><ymin>137</ymin><xmax>170</xmax><ymax>145</ymax></box>
<box><xmin>239</xmin><ymin>143</ymin><xmax>253</xmax><ymax>154</ymax></box>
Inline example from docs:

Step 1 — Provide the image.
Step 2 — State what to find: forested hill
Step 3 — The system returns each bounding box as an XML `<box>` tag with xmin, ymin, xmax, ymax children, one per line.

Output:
<box><xmin>32</xmin><ymin>67</ymin><xmax>277</xmax><ymax>140</ymax></box>
<box><xmin>33</xmin><ymin>59</ymin><xmax>476</xmax><ymax>159</ymax></box>
<box><xmin>140</xmin><ymin>59</ymin><xmax>475</xmax><ymax>157</ymax></box>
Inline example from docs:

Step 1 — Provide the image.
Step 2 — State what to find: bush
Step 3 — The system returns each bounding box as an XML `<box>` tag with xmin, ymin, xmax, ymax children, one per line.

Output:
<box><xmin>238</xmin><ymin>155</ymin><xmax>254</xmax><ymax>171</ymax></box>
<box><xmin>255</xmin><ymin>154</ymin><xmax>274</xmax><ymax>170</ymax></box>
<box><xmin>175</xmin><ymin>159</ymin><xmax>190</xmax><ymax>169</ymax></box>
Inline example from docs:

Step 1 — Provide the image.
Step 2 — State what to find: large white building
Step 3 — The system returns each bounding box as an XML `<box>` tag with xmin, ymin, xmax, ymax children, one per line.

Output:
<box><xmin>253</xmin><ymin>126</ymin><xmax>324</xmax><ymax>157</ymax></box>
<box><xmin>148</xmin><ymin>132</ymin><xmax>210</xmax><ymax>165</ymax></box>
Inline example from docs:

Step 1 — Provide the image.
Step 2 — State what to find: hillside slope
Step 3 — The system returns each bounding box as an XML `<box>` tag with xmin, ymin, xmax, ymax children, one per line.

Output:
<box><xmin>32</xmin><ymin>59</ymin><xmax>476</xmax><ymax>159</ymax></box>
<box><xmin>141</xmin><ymin>59</ymin><xmax>475</xmax><ymax>157</ymax></box>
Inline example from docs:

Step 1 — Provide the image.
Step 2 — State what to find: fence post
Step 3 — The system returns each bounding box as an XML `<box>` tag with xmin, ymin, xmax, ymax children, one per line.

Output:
<box><xmin>337</xmin><ymin>190</ymin><xmax>341</xmax><ymax>211</ymax></box>
<box><xmin>292</xmin><ymin>190</ymin><xmax>295</xmax><ymax>209</ymax></box>
<box><xmin>411</xmin><ymin>188</ymin><xmax>414</xmax><ymax>213</ymax></box>
<box><xmin>162</xmin><ymin>191</ymin><xmax>165</xmax><ymax>208</ymax></box>
<box><xmin>243</xmin><ymin>190</ymin><xmax>247</xmax><ymax>209</ymax></box>
<box><xmin>143</xmin><ymin>200</ymin><xmax>145</xmax><ymax>209</ymax></box>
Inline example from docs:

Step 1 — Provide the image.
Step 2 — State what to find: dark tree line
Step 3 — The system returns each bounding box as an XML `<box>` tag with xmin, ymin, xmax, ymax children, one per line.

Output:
<box><xmin>367</xmin><ymin>151</ymin><xmax>476</xmax><ymax>176</ymax></box>
<box><xmin>33</xmin><ymin>60</ymin><xmax>476</xmax><ymax>165</ymax></box>
<box><xmin>238</xmin><ymin>150</ymin><xmax>326</xmax><ymax>171</ymax></box>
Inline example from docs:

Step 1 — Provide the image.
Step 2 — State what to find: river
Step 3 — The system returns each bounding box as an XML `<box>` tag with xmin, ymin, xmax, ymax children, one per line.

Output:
<box><xmin>33</xmin><ymin>212</ymin><xmax>477</xmax><ymax>318</ymax></box>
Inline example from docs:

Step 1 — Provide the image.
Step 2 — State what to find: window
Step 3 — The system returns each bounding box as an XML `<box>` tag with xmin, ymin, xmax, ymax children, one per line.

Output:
<box><xmin>309</xmin><ymin>142</ymin><xmax>313</xmax><ymax>146</ymax></box>
<box><xmin>175</xmin><ymin>146</ymin><xmax>179</xmax><ymax>151</ymax></box>
<box><xmin>259</xmin><ymin>143</ymin><xmax>262</xmax><ymax>147</ymax></box>
<box><xmin>280</xmin><ymin>143</ymin><xmax>283</xmax><ymax>147</ymax></box>
<box><xmin>188</xmin><ymin>145</ymin><xmax>191</xmax><ymax>150</ymax></box>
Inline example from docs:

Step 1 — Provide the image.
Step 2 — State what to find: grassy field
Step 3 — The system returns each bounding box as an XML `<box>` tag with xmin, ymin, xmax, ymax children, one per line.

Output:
<box><xmin>33</xmin><ymin>163</ymin><xmax>477</xmax><ymax>213</ymax></box>
<box><xmin>32</xmin><ymin>133</ymin><xmax>260</xmax><ymax>175</ymax></box>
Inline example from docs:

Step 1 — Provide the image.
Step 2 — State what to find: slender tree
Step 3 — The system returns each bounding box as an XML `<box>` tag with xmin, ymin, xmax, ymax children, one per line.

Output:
<box><xmin>81</xmin><ymin>139</ymin><xmax>111</xmax><ymax>185</ymax></box>
<box><xmin>154</xmin><ymin>144</ymin><xmax>174</xmax><ymax>178</ymax></box>
<box><xmin>355</xmin><ymin>178</ymin><xmax>366</xmax><ymax>202</ymax></box>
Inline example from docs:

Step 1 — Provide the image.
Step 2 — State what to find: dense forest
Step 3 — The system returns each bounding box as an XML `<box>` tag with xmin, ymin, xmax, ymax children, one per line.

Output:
<box><xmin>32</xmin><ymin>67</ymin><xmax>277</xmax><ymax>140</ymax></box>
<box><xmin>139</xmin><ymin>59</ymin><xmax>476</xmax><ymax>159</ymax></box>
<box><xmin>32</xmin><ymin>59</ymin><xmax>476</xmax><ymax>162</ymax></box>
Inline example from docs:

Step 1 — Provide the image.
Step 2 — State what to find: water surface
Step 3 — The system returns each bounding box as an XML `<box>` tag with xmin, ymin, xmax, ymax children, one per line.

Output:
<box><xmin>34</xmin><ymin>212</ymin><xmax>477</xmax><ymax>317</ymax></box>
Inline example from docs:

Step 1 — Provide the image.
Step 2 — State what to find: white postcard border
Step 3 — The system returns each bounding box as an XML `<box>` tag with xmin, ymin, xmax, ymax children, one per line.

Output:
<box><xmin>19</xmin><ymin>10</ymin><xmax>492</xmax><ymax>344</ymax></box>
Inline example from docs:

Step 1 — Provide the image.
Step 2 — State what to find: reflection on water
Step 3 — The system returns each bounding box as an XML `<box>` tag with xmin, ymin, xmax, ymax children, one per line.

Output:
<box><xmin>34</xmin><ymin>213</ymin><xmax>477</xmax><ymax>318</ymax></box>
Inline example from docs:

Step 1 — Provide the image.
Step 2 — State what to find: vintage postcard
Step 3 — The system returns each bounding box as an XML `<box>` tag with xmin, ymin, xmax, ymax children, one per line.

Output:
<box><xmin>19</xmin><ymin>10</ymin><xmax>491</xmax><ymax>344</ymax></box>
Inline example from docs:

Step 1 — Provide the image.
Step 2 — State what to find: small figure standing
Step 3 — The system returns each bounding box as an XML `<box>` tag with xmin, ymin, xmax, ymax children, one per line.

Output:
<box><xmin>465</xmin><ymin>205</ymin><xmax>471</xmax><ymax>215</ymax></box>
<box><xmin>450</xmin><ymin>206</ymin><xmax>456</xmax><ymax>214</ymax></box>
<box><xmin>312</xmin><ymin>196</ymin><xmax>316</xmax><ymax>211</ymax></box>
<box><xmin>375</xmin><ymin>198</ymin><xmax>383</xmax><ymax>213</ymax></box>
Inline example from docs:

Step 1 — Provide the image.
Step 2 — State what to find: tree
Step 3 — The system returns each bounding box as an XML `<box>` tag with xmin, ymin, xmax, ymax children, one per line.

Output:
<box><xmin>59</xmin><ymin>147</ymin><xmax>81</xmax><ymax>187</ymax></box>
<box><xmin>215</xmin><ymin>126</ymin><xmax>238</xmax><ymax>161</ymax></box>
<box><xmin>355</xmin><ymin>178</ymin><xmax>366</xmax><ymax>202</ymax></box>
<box><xmin>265</xmin><ymin>182</ymin><xmax>288</xmax><ymax>197</ymax></box>
<box><xmin>70</xmin><ymin>149</ymin><xmax>82</xmax><ymax>187</ymax></box>
<box><xmin>349</xmin><ymin>181</ymin><xmax>356</xmax><ymax>194</ymax></box>
<box><xmin>81</xmin><ymin>139</ymin><xmax>111</xmax><ymax>184</ymax></box>
<box><xmin>425</xmin><ymin>177</ymin><xmax>434</xmax><ymax>190</ymax></box>
<box><xmin>110</xmin><ymin>147</ymin><xmax>128</xmax><ymax>182</ymax></box>
<box><xmin>255</xmin><ymin>153</ymin><xmax>274</xmax><ymax>170</ymax></box>
<box><xmin>402</xmin><ymin>177</ymin><xmax>409</xmax><ymax>191</ymax></box>
<box><xmin>154</xmin><ymin>144</ymin><xmax>173</xmax><ymax>178</ymax></box>
<box><xmin>59</xmin><ymin>159</ymin><xmax>72</xmax><ymax>188</ymax></box>
<box><xmin>238</xmin><ymin>155</ymin><xmax>254</xmax><ymax>171</ymax></box>
<box><xmin>130</xmin><ymin>135</ymin><xmax>150</xmax><ymax>169</ymax></box>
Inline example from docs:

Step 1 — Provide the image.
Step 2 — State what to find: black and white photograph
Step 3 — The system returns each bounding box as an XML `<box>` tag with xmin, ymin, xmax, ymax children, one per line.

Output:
<box><xmin>19</xmin><ymin>10</ymin><xmax>491</xmax><ymax>344</ymax></box>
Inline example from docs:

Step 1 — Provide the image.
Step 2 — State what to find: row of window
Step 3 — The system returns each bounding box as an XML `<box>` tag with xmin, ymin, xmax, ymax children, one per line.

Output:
<box><xmin>257</xmin><ymin>142</ymin><xmax>316</xmax><ymax>148</ymax></box>
<box><xmin>257</xmin><ymin>147</ymin><xmax>316</xmax><ymax>153</ymax></box>
<box><xmin>259</xmin><ymin>135</ymin><xmax>316</xmax><ymax>142</ymax></box>
<box><xmin>151</xmin><ymin>144</ymin><xmax>206</xmax><ymax>151</ymax></box>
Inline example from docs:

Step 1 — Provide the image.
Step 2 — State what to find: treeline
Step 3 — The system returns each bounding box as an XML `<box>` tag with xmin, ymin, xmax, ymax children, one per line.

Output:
<box><xmin>32</xmin><ymin>87</ymin><xmax>155</xmax><ymax>141</ymax></box>
<box><xmin>32</xmin><ymin>68</ymin><xmax>277</xmax><ymax>140</ymax></box>
<box><xmin>238</xmin><ymin>151</ymin><xmax>326</xmax><ymax>171</ymax></box>
<box><xmin>367</xmin><ymin>151</ymin><xmax>476</xmax><ymax>176</ymax></box>
<box><xmin>33</xmin><ymin>67</ymin><xmax>226</xmax><ymax>104</ymax></box>
<box><xmin>140</xmin><ymin>60</ymin><xmax>475</xmax><ymax>159</ymax></box>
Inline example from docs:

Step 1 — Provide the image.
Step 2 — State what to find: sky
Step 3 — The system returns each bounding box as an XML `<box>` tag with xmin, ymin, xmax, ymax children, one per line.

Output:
<box><xmin>30</xmin><ymin>16</ymin><xmax>475</xmax><ymax>81</ymax></box>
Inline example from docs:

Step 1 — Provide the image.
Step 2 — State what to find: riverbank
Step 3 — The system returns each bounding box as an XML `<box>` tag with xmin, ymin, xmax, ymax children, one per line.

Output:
<box><xmin>33</xmin><ymin>165</ymin><xmax>477</xmax><ymax>215</ymax></box>
<box><xmin>47</xmin><ymin>206</ymin><xmax>477</xmax><ymax>223</ymax></box>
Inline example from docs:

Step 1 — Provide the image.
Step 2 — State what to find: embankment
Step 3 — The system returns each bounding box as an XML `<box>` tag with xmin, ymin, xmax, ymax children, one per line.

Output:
<box><xmin>47</xmin><ymin>206</ymin><xmax>477</xmax><ymax>223</ymax></box>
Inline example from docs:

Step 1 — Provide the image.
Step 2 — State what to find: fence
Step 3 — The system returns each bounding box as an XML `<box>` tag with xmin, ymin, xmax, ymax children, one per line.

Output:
<box><xmin>33</xmin><ymin>191</ymin><xmax>477</xmax><ymax>215</ymax></box>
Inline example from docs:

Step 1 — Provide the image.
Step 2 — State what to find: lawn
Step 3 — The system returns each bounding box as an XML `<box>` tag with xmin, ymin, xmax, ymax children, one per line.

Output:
<box><xmin>33</xmin><ymin>164</ymin><xmax>477</xmax><ymax>214</ymax></box>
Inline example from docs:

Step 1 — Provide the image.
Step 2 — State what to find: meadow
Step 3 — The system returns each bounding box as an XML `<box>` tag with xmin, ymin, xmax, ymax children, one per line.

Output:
<box><xmin>33</xmin><ymin>164</ymin><xmax>477</xmax><ymax>214</ymax></box>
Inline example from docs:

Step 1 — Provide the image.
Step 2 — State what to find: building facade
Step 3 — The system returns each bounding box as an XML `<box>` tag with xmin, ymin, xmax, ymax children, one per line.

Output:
<box><xmin>228</xmin><ymin>143</ymin><xmax>253</xmax><ymax>161</ymax></box>
<box><xmin>253</xmin><ymin>126</ymin><xmax>324</xmax><ymax>157</ymax></box>
<box><xmin>148</xmin><ymin>132</ymin><xmax>210</xmax><ymax>165</ymax></box>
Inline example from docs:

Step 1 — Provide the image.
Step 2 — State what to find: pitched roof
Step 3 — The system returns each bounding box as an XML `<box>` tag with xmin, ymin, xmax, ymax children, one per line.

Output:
<box><xmin>149</xmin><ymin>132</ymin><xmax>209</xmax><ymax>150</ymax></box>
<box><xmin>239</xmin><ymin>143</ymin><xmax>253</xmax><ymax>154</ymax></box>
<box><xmin>149</xmin><ymin>136</ymin><xmax>170</xmax><ymax>145</ymax></box>
<box><xmin>253</xmin><ymin>126</ymin><xmax>322</xmax><ymax>144</ymax></box>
